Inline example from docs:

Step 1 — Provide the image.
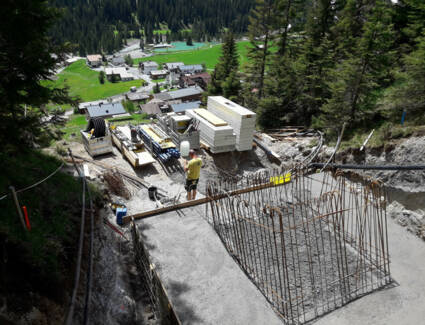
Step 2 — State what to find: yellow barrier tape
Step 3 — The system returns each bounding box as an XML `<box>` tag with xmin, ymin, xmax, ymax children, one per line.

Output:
<box><xmin>270</xmin><ymin>173</ymin><xmax>291</xmax><ymax>185</ymax></box>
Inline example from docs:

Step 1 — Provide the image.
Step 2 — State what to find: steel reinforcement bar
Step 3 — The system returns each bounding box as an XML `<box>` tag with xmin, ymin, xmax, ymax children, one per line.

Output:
<box><xmin>206</xmin><ymin>167</ymin><xmax>392</xmax><ymax>324</ymax></box>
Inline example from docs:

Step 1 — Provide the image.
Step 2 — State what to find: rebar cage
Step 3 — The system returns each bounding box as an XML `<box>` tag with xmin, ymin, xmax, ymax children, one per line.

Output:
<box><xmin>206</xmin><ymin>168</ymin><xmax>392</xmax><ymax>324</ymax></box>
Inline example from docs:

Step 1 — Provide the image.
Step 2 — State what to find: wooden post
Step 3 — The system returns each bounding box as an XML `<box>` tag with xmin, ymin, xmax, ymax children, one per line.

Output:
<box><xmin>9</xmin><ymin>186</ymin><xmax>26</xmax><ymax>230</ymax></box>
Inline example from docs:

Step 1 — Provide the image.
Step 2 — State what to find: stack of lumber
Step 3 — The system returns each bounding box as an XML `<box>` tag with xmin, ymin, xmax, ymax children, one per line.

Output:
<box><xmin>207</xmin><ymin>96</ymin><xmax>256</xmax><ymax>151</ymax></box>
<box><xmin>185</xmin><ymin>108</ymin><xmax>236</xmax><ymax>153</ymax></box>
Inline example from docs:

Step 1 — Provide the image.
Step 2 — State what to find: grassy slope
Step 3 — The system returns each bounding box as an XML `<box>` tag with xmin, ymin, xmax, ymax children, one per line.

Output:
<box><xmin>0</xmin><ymin>150</ymin><xmax>93</xmax><ymax>311</ymax></box>
<box><xmin>51</xmin><ymin>60</ymin><xmax>143</xmax><ymax>102</ymax></box>
<box><xmin>135</xmin><ymin>41</ymin><xmax>250</xmax><ymax>70</ymax></box>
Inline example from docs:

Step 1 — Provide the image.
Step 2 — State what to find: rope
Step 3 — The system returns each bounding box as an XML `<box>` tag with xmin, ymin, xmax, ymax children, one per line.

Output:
<box><xmin>0</xmin><ymin>162</ymin><xmax>64</xmax><ymax>201</ymax></box>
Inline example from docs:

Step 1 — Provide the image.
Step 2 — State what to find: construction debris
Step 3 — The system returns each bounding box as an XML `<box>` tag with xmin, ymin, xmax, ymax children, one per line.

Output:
<box><xmin>103</xmin><ymin>170</ymin><xmax>131</xmax><ymax>199</ymax></box>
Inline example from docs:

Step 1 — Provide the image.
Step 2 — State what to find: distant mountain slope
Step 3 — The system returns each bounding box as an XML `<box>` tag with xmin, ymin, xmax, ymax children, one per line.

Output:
<box><xmin>49</xmin><ymin>0</ymin><xmax>253</xmax><ymax>55</ymax></box>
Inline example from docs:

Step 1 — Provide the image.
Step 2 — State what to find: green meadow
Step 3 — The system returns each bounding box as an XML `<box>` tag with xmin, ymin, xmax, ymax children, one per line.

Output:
<box><xmin>50</xmin><ymin>60</ymin><xmax>143</xmax><ymax>102</ymax></box>
<box><xmin>135</xmin><ymin>41</ymin><xmax>251</xmax><ymax>70</ymax></box>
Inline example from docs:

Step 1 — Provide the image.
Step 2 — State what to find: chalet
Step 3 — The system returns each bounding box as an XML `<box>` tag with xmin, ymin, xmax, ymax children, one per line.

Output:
<box><xmin>86</xmin><ymin>54</ymin><xmax>102</xmax><ymax>68</ymax></box>
<box><xmin>105</xmin><ymin>67</ymin><xmax>134</xmax><ymax>81</ymax></box>
<box><xmin>86</xmin><ymin>103</ymin><xmax>127</xmax><ymax>119</ymax></box>
<box><xmin>154</xmin><ymin>86</ymin><xmax>203</xmax><ymax>102</ymax></box>
<box><xmin>126</xmin><ymin>92</ymin><xmax>150</xmax><ymax>103</ymax></box>
<box><xmin>140</xmin><ymin>61</ymin><xmax>159</xmax><ymax>74</ymax></box>
<box><xmin>179</xmin><ymin>72</ymin><xmax>211</xmax><ymax>90</ymax></box>
<box><xmin>78</xmin><ymin>100</ymin><xmax>108</xmax><ymax>114</ymax></box>
<box><xmin>170</xmin><ymin>101</ymin><xmax>201</xmax><ymax>113</ymax></box>
<box><xmin>111</xmin><ymin>56</ymin><xmax>126</xmax><ymax>66</ymax></box>
<box><xmin>150</xmin><ymin>69</ymin><xmax>168</xmax><ymax>80</ymax></box>
<box><xmin>178</xmin><ymin>64</ymin><xmax>203</xmax><ymax>75</ymax></box>
<box><xmin>166</xmin><ymin>71</ymin><xmax>181</xmax><ymax>86</ymax></box>
<box><xmin>140</xmin><ymin>99</ymin><xmax>175</xmax><ymax>117</ymax></box>
<box><xmin>163</xmin><ymin>62</ymin><xmax>184</xmax><ymax>72</ymax></box>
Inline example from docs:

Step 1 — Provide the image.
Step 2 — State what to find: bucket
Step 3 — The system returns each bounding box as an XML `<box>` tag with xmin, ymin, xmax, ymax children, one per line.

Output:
<box><xmin>148</xmin><ymin>186</ymin><xmax>158</xmax><ymax>200</ymax></box>
<box><xmin>180</xmin><ymin>140</ymin><xmax>190</xmax><ymax>157</ymax></box>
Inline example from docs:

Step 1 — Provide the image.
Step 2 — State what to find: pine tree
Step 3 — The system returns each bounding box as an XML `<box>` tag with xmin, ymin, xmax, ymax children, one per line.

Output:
<box><xmin>0</xmin><ymin>0</ymin><xmax>75</xmax><ymax>147</ymax></box>
<box><xmin>244</xmin><ymin>0</ymin><xmax>278</xmax><ymax>101</ymax></box>
<box><xmin>153</xmin><ymin>83</ymin><xmax>161</xmax><ymax>93</ymax></box>
<box><xmin>314</xmin><ymin>0</ymin><xmax>395</xmax><ymax>133</ymax></box>
<box><xmin>208</xmin><ymin>31</ymin><xmax>241</xmax><ymax>99</ymax></box>
<box><xmin>255</xmin><ymin>0</ymin><xmax>306</xmax><ymax>128</ymax></box>
<box><xmin>99</xmin><ymin>71</ymin><xmax>106</xmax><ymax>84</ymax></box>
<box><xmin>384</xmin><ymin>34</ymin><xmax>425</xmax><ymax>120</ymax></box>
<box><xmin>125</xmin><ymin>54</ymin><xmax>133</xmax><ymax>66</ymax></box>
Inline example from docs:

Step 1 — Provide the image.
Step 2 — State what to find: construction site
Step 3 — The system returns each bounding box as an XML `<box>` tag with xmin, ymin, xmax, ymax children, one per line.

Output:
<box><xmin>57</xmin><ymin>95</ymin><xmax>425</xmax><ymax>325</ymax></box>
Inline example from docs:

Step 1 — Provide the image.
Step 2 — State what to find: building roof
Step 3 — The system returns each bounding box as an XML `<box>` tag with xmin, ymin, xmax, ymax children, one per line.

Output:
<box><xmin>105</xmin><ymin>67</ymin><xmax>133</xmax><ymax>79</ymax></box>
<box><xmin>79</xmin><ymin>99</ymin><xmax>108</xmax><ymax>110</ymax></box>
<box><xmin>170</xmin><ymin>101</ymin><xmax>201</xmax><ymax>113</ymax></box>
<box><xmin>140</xmin><ymin>103</ymin><xmax>161</xmax><ymax>115</ymax></box>
<box><xmin>164</xmin><ymin>62</ymin><xmax>184</xmax><ymax>70</ymax></box>
<box><xmin>179</xmin><ymin>64</ymin><xmax>203</xmax><ymax>72</ymax></box>
<box><xmin>112</xmin><ymin>56</ymin><xmax>125</xmax><ymax>65</ymax></box>
<box><xmin>150</xmin><ymin>70</ymin><xmax>168</xmax><ymax>76</ymax></box>
<box><xmin>126</xmin><ymin>92</ymin><xmax>150</xmax><ymax>101</ymax></box>
<box><xmin>154</xmin><ymin>87</ymin><xmax>203</xmax><ymax>101</ymax></box>
<box><xmin>86</xmin><ymin>103</ymin><xmax>126</xmax><ymax>118</ymax></box>
<box><xmin>86</xmin><ymin>54</ymin><xmax>102</xmax><ymax>62</ymax></box>
<box><xmin>143</xmin><ymin>61</ymin><xmax>159</xmax><ymax>67</ymax></box>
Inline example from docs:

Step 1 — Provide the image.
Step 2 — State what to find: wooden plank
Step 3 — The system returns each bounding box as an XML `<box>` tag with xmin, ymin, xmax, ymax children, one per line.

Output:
<box><xmin>193</xmin><ymin>109</ymin><xmax>228</xmax><ymax>127</ymax></box>
<box><xmin>122</xmin><ymin>179</ymin><xmax>291</xmax><ymax>225</ymax></box>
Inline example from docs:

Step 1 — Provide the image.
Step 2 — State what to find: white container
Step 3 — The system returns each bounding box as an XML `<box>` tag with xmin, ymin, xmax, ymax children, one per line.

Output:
<box><xmin>180</xmin><ymin>140</ymin><xmax>190</xmax><ymax>157</ymax></box>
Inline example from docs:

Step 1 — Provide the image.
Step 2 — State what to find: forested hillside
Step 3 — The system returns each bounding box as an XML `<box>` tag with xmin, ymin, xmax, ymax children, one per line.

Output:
<box><xmin>49</xmin><ymin>0</ymin><xmax>254</xmax><ymax>55</ymax></box>
<box><xmin>223</xmin><ymin>0</ymin><xmax>425</xmax><ymax>138</ymax></box>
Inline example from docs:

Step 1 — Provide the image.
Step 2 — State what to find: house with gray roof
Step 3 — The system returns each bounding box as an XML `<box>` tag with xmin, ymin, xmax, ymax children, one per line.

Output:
<box><xmin>170</xmin><ymin>101</ymin><xmax>202</xmax><ymax>113</ymax></box>
<box><xmin>86</xmin><ymin>102</ymin><xmax>127</xmax><ymax>119</ymax></box>
<box><xmin>111</xmin><ymin>56</ymin><xmax>126</xmax><ymax>66</ymax></box>
<box><xmin>154</xmin><ymin>86</ymin><xmax>203</xmax><ymax>102</ymax></box>
<box><xmin>178</xmin><ymin>64</ymin><xmax>204</xmax><ymax>75</ymax></box>
<box><xmin>140</xmin><ymin>61</ymin><xmax>159</xmax><ymax>74</ymax></box>
<box><xmin>163</xmin><ymin>62</ymin><xmax>184</xmax><ymax>72</ymax></box>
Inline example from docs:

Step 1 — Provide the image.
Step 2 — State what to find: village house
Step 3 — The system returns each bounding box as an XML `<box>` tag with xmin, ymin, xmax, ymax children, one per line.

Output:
<box><xmin>179</xmin><ymin>72</ymin><xmax>211</xmax><ymax>90</ymax></box>
<box><xmin>126</xmin><ymin>92</ymin><xmax>150</xmax><ymax>104</ymax></box>
<box><xmin>150</xmin><ymin>69</ymin><xmax>168</xmax><ymax>80</ymax></box>
<box><xmin>154</xmin><ymin>86</ymin><xmax>204</xmax><ymax>102</ymax></box>
<box><xmin>163</xmin><ymin>62</ymin><xmax>184</xmax><ymax>72</ymax></box>
<box><xmin>178</xmin><ymin>64</ymin><xmax>204</xmax><ymax>75</ymax></box>
<box><xmin>139</xmin><ymin>99</ymin><xmax>179</xmax><ymax>117</ymax></box>
<box><xmin>139</xmin><ymin>61</ymin><xmax>159</xmax><ymax>74</ymax></box>
<box><xmin>86</xmin><ymin>102</ymin><xmax>127</xmax><ymax>119</ymax></box>
<box><xmin>86</xmin><ymin>54</ymin><xmax>102</xmax><ymax>68</ymax></box>
<box><xmin>105</xmin><ymin>67</ymin><xmax>134</xmax><ymax>82</ymax></box>
<box><xmin>111</xmin><ymin>56</ymin><xmax>126</xmax><ymax>66</ymax></box>
<box><xmin>170</xmin><ymin>101</ymin><xmax>202</xmax><ymax>114</ymax></box>
<box><xmin>78</xmin><ymin>99</ymin><xmax>109</xmax><ymax>114</ymax></box>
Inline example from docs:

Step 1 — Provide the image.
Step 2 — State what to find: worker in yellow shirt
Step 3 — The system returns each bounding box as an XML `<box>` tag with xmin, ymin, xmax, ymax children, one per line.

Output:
<box><xmin>184</xmin><ymin>149</ymin><xmax>202</xmax><ymax>200</ymax></box>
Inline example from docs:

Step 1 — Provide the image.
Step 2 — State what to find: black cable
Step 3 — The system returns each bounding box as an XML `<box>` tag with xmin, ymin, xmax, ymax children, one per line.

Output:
<box><xmin>309</xmin><ymin>163</ymin><xmax>425</xmax><ymax>170</ymax></box>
